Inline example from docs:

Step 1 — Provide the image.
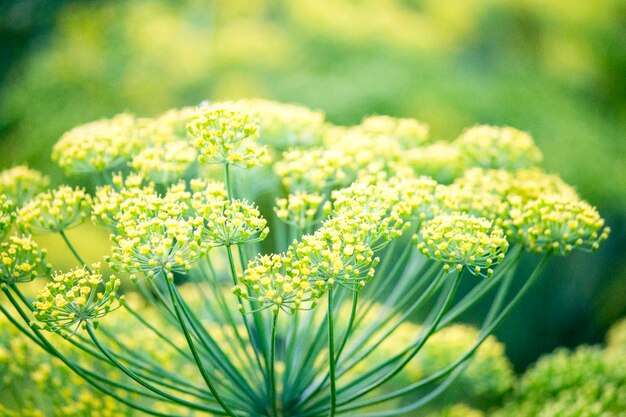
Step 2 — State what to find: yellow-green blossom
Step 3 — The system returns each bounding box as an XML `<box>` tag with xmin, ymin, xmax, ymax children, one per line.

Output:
<box><xmin>454</xmin><ymin>125</ymin><xmax>543</xmax><ymax>170</ymax></box>
<box><xmin>109</xmin><ymin>213</ymin><xmax>204</xmax><ymax>280</ymax></box>
<box><xmin>404</xmin><ymin>142</ymin><xmax>464</xmax><ymax>184</ymax></box>
<box><xmin>91</xmin><ymin>173</ymin><xmax>156</xmax><ymax>228</ymax></box>
<box><xmin>358</xmin><ymin>115</ymin><xmax>430</xmax><ymax>148</ymax></box>
<box><xmin>417</xmin><ymin>213</ymin><xmax>509</xmax><ymax>276</ymax></box>
<box><xmin>232</xmin><ymin>99</ymin><xmax>326</xmax><ymax>150</ymax></box>
<box><xmin>196</xmin><ymin>199</ymin><xmax>269</xmax><ymax>247</ymax></box>
<box><xmin>274</xmin><ymin>193</ymin><xmax>331</xmax><ymax>229</ymax></box>
<box><xmin>33</xmin><ymin>263</ymin><xmax>122</xmax><ymax>334</ymax></box>
<box><xmin>187</xmin><ymin>105</ymin><xmax>268</xmax><ymax>168</ymax></box>
<box><xmin>275</xmin><ymin>147</ymin><xmax>353</xmax><ymax>193</ymax></box>
<box><xmin>506</xmin><ymin>195</ymin><xmax>609</xmax><ymax>255</ymax></box>
<box><xmin>0</xmin><ymin>195</ymin><xmax>16</xmax><ymax>239</ymax></box>
<box><xmin>131</xmin><ymin>140</ymin><xmax>197</xmax><ymax>184</ymax></box>
<box><xmin>0</xmin><ymin>166</ymin><xmax>50</xmax><ymax>206</ymax></box>
<box><xmin>52</xmin><ymin>113</ymin><xmax>140</xmax><ymax>175</ymax></box>
<box><xmin>17</xmin><ymin>186</ymin><xmax>91</xmax><ymax>233</ymax></box>
<box><xmin>0</xmin><ymin>235</ymin><xmax>48</xmax><ymax>286</ymax></box>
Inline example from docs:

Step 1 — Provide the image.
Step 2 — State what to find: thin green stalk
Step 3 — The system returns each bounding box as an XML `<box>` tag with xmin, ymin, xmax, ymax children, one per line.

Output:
<box><xmin>164</xmin><ymin>280</ymin><xmax>238</xmax><ymax>417</ymax></box>
<box><xmin>224</xmin><ymin>163</ymin><xmax>234</xmax><ymax>199</ymax></box>
<box><xmin>327</xmin><ymin>286</ymin><xmax>338</xmax><ymax>417</ymax></box>
<box><xmin>59</xmin><ymin>229</ymin><xmax>91</xmax><ymax>270</ymax></box>
<box><xmin>336</xmin><ymin>255</ymin><xmax>550</xmax><ymax>412</ymax></box>
<box><xmin>270</xmin><ymin>311</ymin><xmax>280</xmax><ymax>417</ymax></box>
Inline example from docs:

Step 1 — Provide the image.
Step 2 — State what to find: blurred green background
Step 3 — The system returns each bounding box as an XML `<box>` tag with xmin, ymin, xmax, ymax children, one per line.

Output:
<box><xmin>1</xmin><ymin>0</ymin><xmax>625</xmax><ymax>371</ymax></box>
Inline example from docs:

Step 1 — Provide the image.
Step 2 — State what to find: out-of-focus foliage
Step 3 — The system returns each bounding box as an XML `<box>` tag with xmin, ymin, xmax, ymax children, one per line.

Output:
<box><xmin>1</xmin><ymin>0</ymin><xmax>625</xmax><ymax>369</ymax></box>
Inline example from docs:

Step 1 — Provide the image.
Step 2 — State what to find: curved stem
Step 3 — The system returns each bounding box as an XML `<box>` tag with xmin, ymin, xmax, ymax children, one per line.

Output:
<box><xmin>164</xmin><ymin>279</ymin><xmax>238</xmax><ymax>417</ymax></box>
<box><xmin>59</xmin><ymin>229</ymin><xmax>90</xmax><ymax>270</ymax></box>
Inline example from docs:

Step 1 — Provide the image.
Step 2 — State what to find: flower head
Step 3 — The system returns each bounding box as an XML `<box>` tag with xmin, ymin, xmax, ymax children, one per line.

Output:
<box><xmin>17</xmin><ymin>186</ymin><xmax>91</xmax><ymax>233</ymax></box>
<box><xmin>196</xmin><ymin>199</ymin><xmax>269</xmax><ymax>247</ymax></box>
<box><xmin>0</xmin><ymin>166</ymin><xmax>50</xmax><ymax>206</ymax></box>
<box><xmin>0</xmin><ymin>235</ymin><xmax>49</xmax><ymax>286</ymax></box>
<box><xmin>187</xmin><ymin>105</ymin><xmax>268</xmax><ymax>168</ymax></box>
<box><xmin>454</xmin><ymin>125</ymin><xmax>543</xmax><ymax>170</ymax></box>
<box><xmin>108</xmin><ymin>196</ymin><xmax>204</xmax><ymax>280</ymax></box>
<box><xmin>404</xmin><ymin>142</ymin><xmax>464</xmax><ymax>184</ymax></box>
<box><xmin>417</xmin><ymin>213</ymin><xmax>509</xmax><ymax>276</ymax></box>
<box><xmin>506</xmin><ymin>196</ymin><xmax>609</xmax><ymax>255</ymax></box>
<box><xmin>131</xmin><ymin>141</ymin><xmax>197</xmax><ymax>184</ymax></box>
<box><xmin>0</xmin><ymin>195</ymin><xmax>16</xmax><ymax>239</ymax></box>
<box><xmin>358</xmin><ymin>115</ymin><xmax>430</xmax><ymax>148</ymax></box>
<box><xmin>52</xmin><ymin>113</ymin><xmax>141</xmax><ymax>175</ymax></box>
<box><xmin>274</xmin><ymin>193</ymin><xmax>331</xmax><ymax>229</ymax></box>
<box><xmin>34</xmin><ymin>263</ymin><xmax>122</xmax><ymax>334</ymax></box>
<box><xmin>275</xmin><ymin>148</ymin><xmax>353</xmax><ymax>193</ymax></box>
<box><xmin>231</xmin><ymin>99</ymin><xmax>326</xmax><ymax>150</ymax></box>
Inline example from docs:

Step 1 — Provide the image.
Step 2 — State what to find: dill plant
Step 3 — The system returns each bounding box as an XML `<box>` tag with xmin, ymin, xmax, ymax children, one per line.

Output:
<box><xmin>0</xmin><ymin>99</ymin><xmax>610</xmax><ymax>416</ymax></box>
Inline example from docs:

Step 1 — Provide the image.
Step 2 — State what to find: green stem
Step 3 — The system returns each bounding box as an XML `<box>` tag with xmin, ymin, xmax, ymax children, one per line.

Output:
<box><xmin>328</xmin><ymin>286</ymin><xmax>337</xmax><ymax>417</ymax></box>
<box><xmin>59</xmin><ymin>229</ymin><xmax>90</xmax><ymax>270</ymax></box>
<box><xmin>224</xmin><ymin>163</ymin><xmax>234</xmax><ymax>199</ymax></box>
<box><xmin>164</xmin><ymin>279</ymin><xmax>238</xmax><ymax>417</ymax></box>
<box><xmin>270</xmin><ymin>311</ymin><xmax>279</xmax><ymax>417</ymax></box>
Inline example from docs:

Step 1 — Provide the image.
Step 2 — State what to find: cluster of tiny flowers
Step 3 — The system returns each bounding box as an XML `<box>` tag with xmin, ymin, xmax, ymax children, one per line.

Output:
<box><xmin>358</xmin><ymin>115</ymin><xmax>430</xmax><ymax>148</ymax></box>
<box><xmin>230</xmin><ymin>99</ymin><xmax>326</xmax><ymax>150</ymax></box>
<box><xmin>17</xmin><ymin>186</ymin><xmax>91</xmax><ymax>233</ymax></box>
<box><xmin>0</xmin><ymin>166</ymin><xmax>50</xmax><ymax>205</ymax></box>
<box><xmin>390</xmin><ymin>174</ymin><xmax>440</xmax><ymax>224</ymax></box>
<box><xmin>275</xmin><ymin>148</ymin><xmax>353</xmax><ymax>193</ymax></box>
<box><xmin>187</xmin><ymin>105</ymin><xmax>269</xmax><ymax>168</ymax></box>
<box><xmin>52</xmin><ymin>113</ymin><xmax>141</xmax><ymax>175</ymax></box>
<box><xmin>130</xmin><ymin>141</ymin><xmax>197</xmax><ymax>184</ymax></box>
<box><xmin>91</xmin><ymin>173</ymin><xmax>155</xmax><ymax>227</ymax></box>
<box><xmin>0</xmin><ymin>195</ymin><xmax>16</xmax><ymax>239</ymax></box>
<box><xmin>196</xmin><ymin>199</ymin><xmax>269</xmax><ymax>247</ymax></box>
<box><xmin>331</xmin><ymin>182</ymin><xmax>410</xmax><ymax>250</ymax></box>
<box><xmin>0</xmin><ymin>235</ymin><xmax>48</xmax><ymax>286</ymax></box>
<box><xmin>33</xmin><ymin>263</ymin><xmax>122</xmax><ymax>334</ymax></box>
<box><xmin>403</xmin><ymin>142</ymin><xmax>464</xmax><ymax>183</ymax></box>
<box><xmin>274</xmin><ymin>193</ymin><xmax>331</xmax><ymax>229</ymax></box>
<box><xmin>417</xmin><ymin>213</ymin><xmax>509</xmax><ymax>276</ymax></box>
<box><xmin>506</xmin><ymin>195</ymin><xmax>610</xmax><ymax>255</ymax></box>
<box><xmin>108</xmin><ymin>195</ymin><xmax>204</xmax><ymax>280</ymax></box>
<box><xmin>454</xmin><ymin>125</ymin><xmax>543</xmax><ymax>170</ymax></box>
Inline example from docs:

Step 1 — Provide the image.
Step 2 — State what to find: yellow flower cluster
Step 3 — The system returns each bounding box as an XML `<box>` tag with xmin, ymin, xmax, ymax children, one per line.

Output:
<box><xmin>0</xmin><ymin>195</ymin><xmax>16</xmax><ymax>239</ymax></box>
<box><xmin>91</xmin><ymin>173</ymin><xmax>155</xmax><ymax>227</ymax></box>
<box><xmin>231</xmin><ymin>99</ymin><xmax>326</xmax><ymax>150</ymax></box>
<box><xmin>17</xmin><ymin>186</ymin><xmax>91</xmax><ymax>233</ymax></box>
<box><xmin>358</xmin><ymin>115</ymin><xmax>430</xmax><ymax>148</ymax></box>
<box><xmin>275</xmin><ymin>148</ymin><xmax>353</xmax><ymax>193</ymax></box>
<box><xmin>454</xmin><ymin>125</ymin><xmax>543</xmax><ymax>170</ymax></box>
<box><xmin>404</xmin><ymin>142</ymin><xmax>464</xmax><ymax>184</ymax></box>
<box><xmin>417</xmin><ymin>213</ymin><xmax>509</xmax><ymax>276</ymax></box>
<box><xmin>187</xmin><ymin>105</ymin><xmax>268</xmax><ymax>168</ymax></box>
<box><xmin>0</xmin><ymin>166</ymin><xmax>50</xmax><ymax>205</ymax></box>
<box><xmin>506</xmin><ymin>196</ymin><xmax>610</xmax><ymax>255</ymax></box>
<box><xmin>108</xmin><ymin>194</ymin><xmax>204</xmax><ymax>280</ymax></box>
<box><xmin>331</xmin><ymin>182</ymin><xmax>409</xmax><ymax>249</ymax></box>
<box><xmin>274</xmin><ymin>193</ymin><xmax>331</xmax><ymax>229</ymax></box>
<box><xmin>52</xmin><ymin>113</ymin><xmax>141</xmax><ymax>175</ymax></box>
<box><xmin>34</xmin><ymin>263</ymin><xmax>122</xmax><ymax>334</ymax></box>
<box><xmin>196</xmin><ymin>199</ymin><xmax>269</xmax><ymax>247</ymax></box>
<box><xmin>0</xmin><ymin>235</ymin><xmax>48</xmax><ymax>286</ymax></box>
<box><xmin>130</xmin><ymin>140</ymin><xmax>197</xmax><ymax>184</ymax></box>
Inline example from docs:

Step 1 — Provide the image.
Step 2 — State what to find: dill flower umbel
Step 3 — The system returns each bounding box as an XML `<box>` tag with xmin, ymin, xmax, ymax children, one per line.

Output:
<box><xmin>130</xmin><ymin>140</ymin><xmax>197</xmax><ymax>185</ymax></box>
<box><xmin>358</xmin><ymin>115</ymin><xmax>430</xmax><ymax>148</ymax></box>
<box><xmin>91</xmin><ymin>173</ymin><xmax>156</xmax><ymax>228</ymax></box>
<box><xmin>0</xmin><ymin>166</ymin><xmax>50</xmax><ymax>205</ymax></box>
<box><xmin>275</xmin><ymin>193</ymin><xmax>331</xmax><ymax>229</ymax></box>
<box><xmin>17</xmin><ymin>186</ymin><xmax>91</xmax><ymax>234</ymax></box>
<box><xmin>187</xmin><ymin>105</ymin><xmax>268</xmax><ymax>168</ymax></box>
<box><xmin>506</xmin><ymin>195</ymin><xmax>610</xmax><ymax>255</ymax></box>
<box><xmin>196</xmin><ymin>199</ymin><xmax>269</xmax><ymax>247</ymax></box>
<box><xmin>454</xmin><ymin>125</ymin><xmax>543</xmax><ymax>170</ymax></box>
<box><xmin>0</xmin><ymin>195</ymin><xmax>16</xmax><ymax>239</ymax></box>
<box><xmin>109</xmin><ymin>208</ymin><xmax>204</xmax><ymax>280</ymax></box>
<box><xmin>0</xmin><ymin>235</ymin><xmax>48</xmax><ymax>286</ymax></box>
<box><xmin>52</xmin><ymin>113</ymin><xmax>141</xmax><ymax>175</ymax></box>
<box><xmin>33</xmin><ymin>263</ymin><xmax>122</xmax><ymax>333</ymax></box>
<box><xmin>417</xmin><ymin>213</ymin><xmax>509</xmax><ymax>276</ymax></box>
